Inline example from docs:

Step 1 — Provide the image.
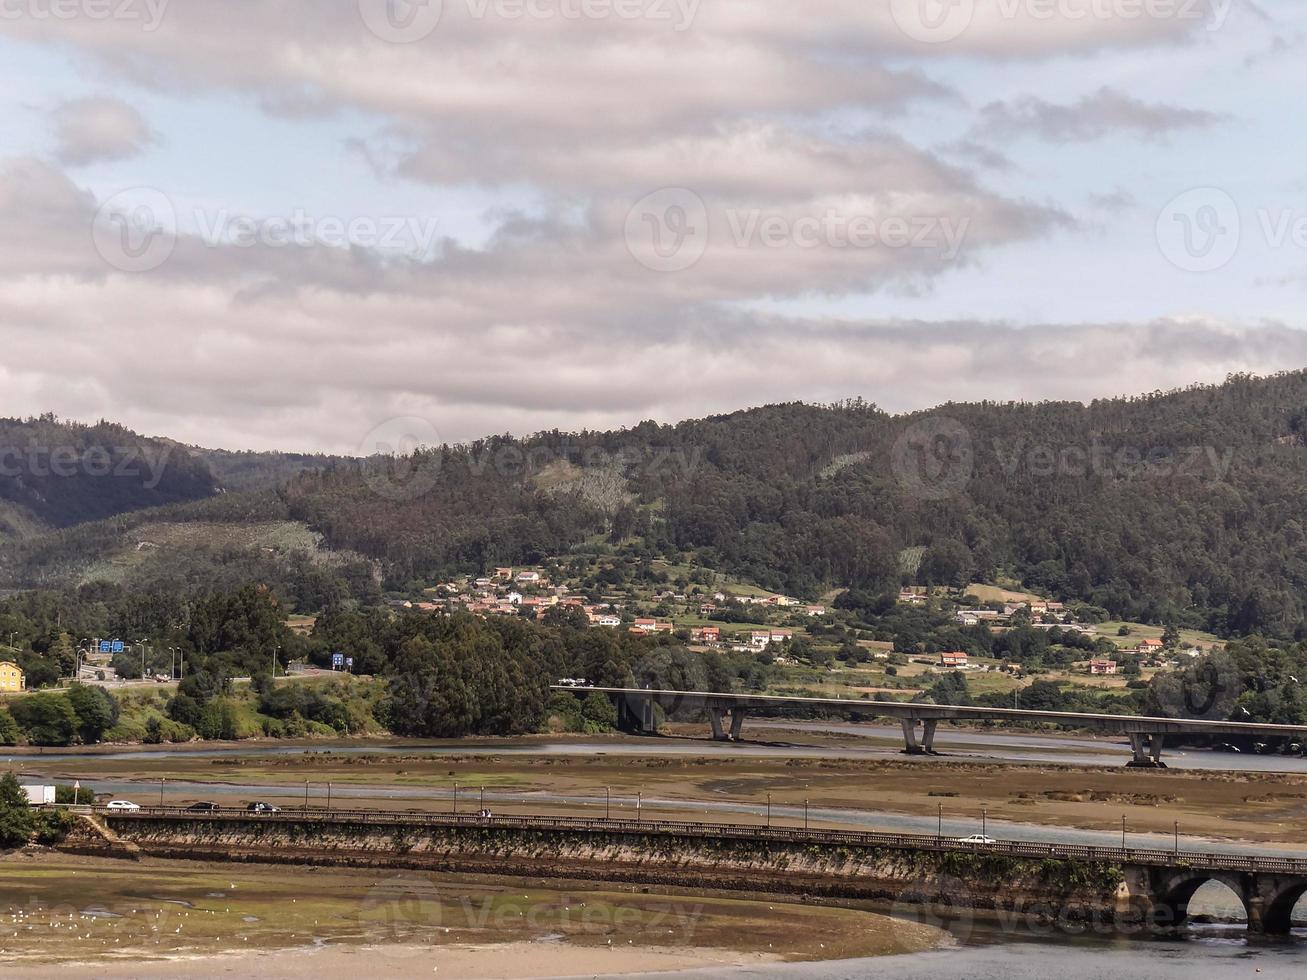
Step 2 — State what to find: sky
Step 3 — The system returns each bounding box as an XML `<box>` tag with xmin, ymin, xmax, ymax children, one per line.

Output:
<box><xmin>1</xmin><ymin>0</ymin><xmax>1306</xmax><ymax>454</ymax></box>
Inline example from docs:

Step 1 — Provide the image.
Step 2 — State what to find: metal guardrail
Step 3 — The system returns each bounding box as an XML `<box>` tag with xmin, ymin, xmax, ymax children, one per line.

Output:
<box><xmin>93</xmin><ymin>805</ymin><xmax>1307</xmax><ymax>877</ymax></box>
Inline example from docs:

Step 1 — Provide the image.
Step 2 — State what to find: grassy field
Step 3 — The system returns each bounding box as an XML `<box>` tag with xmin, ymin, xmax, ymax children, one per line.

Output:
<box><xmin>1095</xmin><ymin>621</ymin><xmax>1221</xmax><ymax>651</ymax></box>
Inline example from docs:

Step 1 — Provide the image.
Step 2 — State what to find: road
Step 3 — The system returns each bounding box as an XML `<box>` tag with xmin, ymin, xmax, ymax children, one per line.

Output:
<box><xmin>11</xmin><ymin>723</ymin><xmax>1307</xmax><ymax>773</ymax></box>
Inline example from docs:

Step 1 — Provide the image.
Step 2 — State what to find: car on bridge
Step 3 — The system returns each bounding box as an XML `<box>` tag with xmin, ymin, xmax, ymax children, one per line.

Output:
<box><xmin>247</xmin><ymin>801</ymin><xmax>281</xmax><ymax>813</ymax></box>
<box><xmin>957</xmin><ymin>833</ymin><xmax>997</xmax><ymax>846</ymax></box>
<box><xmin>187</xmin><ymin>801</ymin><xmax>221</xmax><ymax>812</ymax></box>
<box><xmin>105</xmin><ymin>800</ymin><xmax>141</xmax><ymax>811</ymax></box>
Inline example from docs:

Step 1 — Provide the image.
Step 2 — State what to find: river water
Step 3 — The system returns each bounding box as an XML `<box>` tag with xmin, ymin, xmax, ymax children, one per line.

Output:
<box><xmin>617</xmin><ymin>920</ymin><xmax>1307</xmax><ymax>979</ymax></box>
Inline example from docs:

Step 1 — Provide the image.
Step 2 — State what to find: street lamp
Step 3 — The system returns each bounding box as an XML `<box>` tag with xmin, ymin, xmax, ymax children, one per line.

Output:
<box><xmin>1174</xmin><ymin>820</ymin><xmax>1179</xmax><ymax>855</ymax></box>
<box><xmin>981</xmin><ymin>806</ymin><xmax>987</xmax><ymax>838</ymax></box>
<box><xmin>938</xmin><ymin>803</ymin><xmax>943</xmax><ymax>841</ymax></box>
<box><xmin>804</xmin><ymin>799</ymin><xmax>809</xmax><ymax>832</ymax></box>
<box><xmin>605</xmin><ymin>787</ymin><xmax>610</xmax><ymax>821</ymax></box>
<box><xmin>1121</xmin><ymin>814</ymin><xmax>1127</xmax><ymax>850</ymax></box>
<box><xmin>766</xmin><ymin>793</ymin><xmax>771</xmax><ymax>829</ymax></box>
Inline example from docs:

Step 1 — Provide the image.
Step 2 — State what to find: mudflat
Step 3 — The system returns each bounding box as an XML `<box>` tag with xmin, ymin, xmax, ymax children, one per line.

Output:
<box><xmin>0</xmin><ymin>852</ymin><xmax>943</xmax><ymax>976</ymax></box>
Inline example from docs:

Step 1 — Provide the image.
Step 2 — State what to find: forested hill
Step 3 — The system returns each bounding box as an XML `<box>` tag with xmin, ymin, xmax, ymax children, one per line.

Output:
<box><xmin>6</xmin><ymin>371</ymin><xmax>1307</xmax><ymax>638</ymax></box>
<box><xmin>0</xmin><ymin>416</ymin><xmax>218</xmax><ymax>537</ymax></box>
<box><xmin>283</xmin><ymin>371</ymin><xmax>1307</xmax><ymax>638</ymax></box>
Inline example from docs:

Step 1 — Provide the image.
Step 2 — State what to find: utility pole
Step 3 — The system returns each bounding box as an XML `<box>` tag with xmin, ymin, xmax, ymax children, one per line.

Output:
<box><xmin>804</xmin><ymin>799</ymin><xmax>809</xmax><ymax>831</ymax></box>
<box><xmin>160</xmin><ymin>778</ymin><xmax>165</xmax><ymax>807</ymax></box>
<box><xmin>637</xmin><ymin>791</ymin><xmax>642</xmax><ymax>823</ymax></box>
<box><xmin>1174</xmin><ymin>820</ymin><xmax>1179</xmax><ymax>855</ymax></box>
<box><xmin>327</xmin><ymin>782</ymin><xmax>332</xmax><ymax>810</ymax></box>
<box><xmin>766</xmin><ymin>793</ymin><xmax>771</xmax><ymax>829</ymax></box>
<box><xmin>453</xmin><ymin>782</ymin><xmax>458</xmax><ymax>815</ymax></box>
<box><xmin>981</xmin><ymin>806</ymin><xmax>987</xmax><ymax>838</ymax></box>
<box><xmin>480</xmin><ymin>786</ymin><xmax>485</xmax><ymax>813</ymax></box>
<box><xmin>304</xmin><ymin>781</ymin><xmax>309</xmax><ymax>814</ymax></box>
<box><xmin>938</xmin><ymin>803</ymin><xmax>943</xmax><ymax>840</ymax></box>
<box><xmin>605</xmin><ymin>787</ymin><xmax>610</xmax><ymax>821</ymax></box>
<box><xmin>1122</xmin><ymin>814</ymin><xmax>1127</xmax><ymax>851</ymax></box>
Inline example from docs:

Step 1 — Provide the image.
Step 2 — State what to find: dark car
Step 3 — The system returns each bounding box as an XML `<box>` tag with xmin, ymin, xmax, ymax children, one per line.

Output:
<box><xmin>187</xmin><ymin>801</ymin><xmax>221</xmax><ymax>812</ymax></box>
<box><xmin>247</xmin><ymin>801</ymin><xmax>281</xmax><ymax>813</ymax></box>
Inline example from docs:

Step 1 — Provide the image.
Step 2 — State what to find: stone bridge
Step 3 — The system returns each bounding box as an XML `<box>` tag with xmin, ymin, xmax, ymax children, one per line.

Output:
<box><xmin>87</xmin><ymin>806</ymin><xmax>1307</xmax><ymax>936</ymax></box>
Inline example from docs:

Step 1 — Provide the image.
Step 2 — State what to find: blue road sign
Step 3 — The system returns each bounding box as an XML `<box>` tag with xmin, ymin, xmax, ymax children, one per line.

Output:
<box><xmin>332</xmin><ymin>652</ymin><xmax>345</xmax><ymax>668</ymax></box>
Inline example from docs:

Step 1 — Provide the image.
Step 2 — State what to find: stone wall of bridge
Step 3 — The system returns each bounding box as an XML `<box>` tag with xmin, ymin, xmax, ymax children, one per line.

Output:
<box><xmin>75</xmin><ymin>814</ymin><xmax>1141</xmax><ymax>928</ymax></box>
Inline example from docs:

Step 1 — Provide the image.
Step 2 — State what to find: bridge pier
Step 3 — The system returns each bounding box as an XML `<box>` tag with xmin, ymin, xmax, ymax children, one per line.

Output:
<box><xmin>729</xmin><ymin>707</ymin><xmax>747</xmax><ymax>741</ymax></box>
<box><xmin>1126</xmin><ymin>733</ymin><xmax>1168</xmax><ymax>768</ymax></box>
<box><xmin>708</xmin><ymin>706</ymin><xmax>748</xmax><ymax>741</ymax></box>
<box><xmin>901</xmin><ymin>718</ymin><xmax>939</xmax><ymax>755</ymax></box>
<box><xmin>616</xmin><ymin>694</ymin><xmax>658</xmax><ymax>735</ymax></box>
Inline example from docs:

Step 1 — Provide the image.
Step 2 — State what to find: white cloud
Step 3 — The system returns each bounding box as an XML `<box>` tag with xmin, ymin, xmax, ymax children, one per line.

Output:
<box><xmin>51</xmin><ymin>96</ymin><xmax>154</xmax><ymax>165</ymax></box>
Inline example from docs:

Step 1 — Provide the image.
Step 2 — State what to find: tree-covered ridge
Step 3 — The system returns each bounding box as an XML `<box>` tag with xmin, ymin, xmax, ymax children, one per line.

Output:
<box><xmin>6</xmin><ymin>371</ymin><xmax>1307</xmax><ymax>637</ymax></box>
<box><xmin>0</xmin><ymin>415</ymin><xmax>218</xmax><ymax>532</ymax></box>
<box><xmin>281</xmin><ymin>372</ymin><xmax>1307</xmax><ymax>637</ymax></box>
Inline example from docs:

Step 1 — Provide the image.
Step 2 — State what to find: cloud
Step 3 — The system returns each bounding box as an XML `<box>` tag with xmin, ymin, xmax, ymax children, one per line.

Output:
<box><xmin>51</xmin><ymin>97</ymin><xmax>154</xmax><ymax>165</ymax></box>
<box><xmin>975</xmin><ymin>88</ymin><xmax>1224</xmax><ymax>143</ymax></box>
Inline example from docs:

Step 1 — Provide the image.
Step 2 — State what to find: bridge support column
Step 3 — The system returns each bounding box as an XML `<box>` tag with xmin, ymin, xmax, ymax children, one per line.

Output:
<box><xmin>729</xmin><ymin>707</ymin><xmax>747</xmax><ymax>741</ymax></box>
<box><xmin>921</xmin><ymin>719</ymin><xmax>938</xmax><ymax>754</ymax></box>
<box><xmin>1126</xmin><ymin>733</ymin><xmax>1168</xmax><ymax>768</ymax></box>
<box><xmin>901</xmin><ymin>719</ymin><xmax>923</xmax><ymax>755</ymax></box>
<box><xmin>708</xmin><ymin>708</ymin><xmax>728</xmax><ymax>741</ymax></box>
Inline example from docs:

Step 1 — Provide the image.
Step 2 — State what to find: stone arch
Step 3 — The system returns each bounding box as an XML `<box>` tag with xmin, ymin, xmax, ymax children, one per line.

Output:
<box><xmin>1151</xmin><ymin>872</ymin><xmax>1249</xmax><ymax>930</ymax></box>
<box><xmin>1263</xmin><ymin>880</ymin><xmax>1307</xmax><ymax>936</ymax></box>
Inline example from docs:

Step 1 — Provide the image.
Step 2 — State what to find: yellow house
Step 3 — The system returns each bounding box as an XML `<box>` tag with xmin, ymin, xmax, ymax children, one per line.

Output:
<box><xmin>0</xmin><ymin>662</ymin><xmax>24</xmax><ymax>693</ymax></box>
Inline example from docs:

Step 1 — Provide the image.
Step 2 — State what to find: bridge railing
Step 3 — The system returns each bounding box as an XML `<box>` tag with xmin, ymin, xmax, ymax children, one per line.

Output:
<box><xmin>92</xmin><ymin>805</ymin><xmax>1307</xmax><ymax>876</ymax></box>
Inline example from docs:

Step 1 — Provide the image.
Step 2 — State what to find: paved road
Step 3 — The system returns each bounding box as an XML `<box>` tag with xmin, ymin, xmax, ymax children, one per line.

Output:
<box><xmin>8</xmin><ymin>723</ymin><xmax>1307</xmax><ymax>773</ymax></box>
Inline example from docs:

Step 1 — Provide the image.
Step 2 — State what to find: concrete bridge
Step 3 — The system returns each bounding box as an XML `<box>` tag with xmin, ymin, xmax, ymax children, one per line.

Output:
<box><xmin>91</xmin><ymin>805</ymin><xmax>1307</xmax><ymax>935</ymax></box>
<box><xmin>557</xmin><ymin>686</ymin><xmax>1307</xmax><ymax>768</ymax></box>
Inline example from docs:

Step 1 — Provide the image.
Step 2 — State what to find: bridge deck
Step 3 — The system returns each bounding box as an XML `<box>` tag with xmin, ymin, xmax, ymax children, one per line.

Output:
<box><xmin>564</xmin><ymin>686</ymin><xmax>1307</xmax><ymax>739</ymax></box>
